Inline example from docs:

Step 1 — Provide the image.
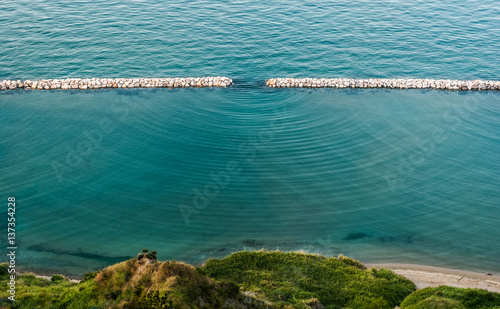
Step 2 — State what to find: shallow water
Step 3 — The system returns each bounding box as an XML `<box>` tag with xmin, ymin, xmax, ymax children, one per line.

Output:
<box><xmin>0</xmin><ymin>0</ymin><xmax>499</xmax><ymax>276</ymax></box>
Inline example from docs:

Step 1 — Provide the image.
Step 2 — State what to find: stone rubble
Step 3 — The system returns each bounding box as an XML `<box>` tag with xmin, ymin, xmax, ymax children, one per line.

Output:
<box><xmin>0</xmin><ymin>77</ymin><xmax>233</xmax><ymax>90</ymax></box>
<box><xmin>266</xmin><ymin>78</ymin><xmax>500</xmax><ymax>91</ymax></box>
<box><xmin>2</xmin><ymin>77</ymin><xmax>499</xmax><ymax>91</ymax></box>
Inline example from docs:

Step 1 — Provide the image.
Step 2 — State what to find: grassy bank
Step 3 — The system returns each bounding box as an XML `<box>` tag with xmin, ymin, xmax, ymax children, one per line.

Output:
<box><xmin>400</xmin><ymin>286</ymin><xmax>500</xmax><ymax>309</ymax></box>
<box><xmin>1</xmin><ymin>250</ymin><xmax>499</xmax><ymax>308</ymax></box>
<box><xmin>203</xmin><ymin>251</ymin><xmax>415</xmax><ymax>308</ymax></box>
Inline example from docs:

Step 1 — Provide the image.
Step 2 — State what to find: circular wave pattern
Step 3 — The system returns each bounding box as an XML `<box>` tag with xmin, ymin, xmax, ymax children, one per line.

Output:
<box><xmin>1</xmin><ymin>88</ymin><xmax>499</xmax><ymax>276</ymax></box>
<box><xmin>0</xmin><ymin>0</ymin><xmax>499</xmax><ymax>276</ymax></box>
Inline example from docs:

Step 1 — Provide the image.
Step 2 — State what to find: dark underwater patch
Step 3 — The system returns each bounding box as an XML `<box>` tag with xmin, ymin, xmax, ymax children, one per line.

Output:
<box><xmin>242</xmin><ymin>239</ymin><xmax>265</xmax><ymax>247</ymax></box>
<box><xmin>343</xmin><ymin>232</ymin><xmax>369</xmax><ymax>241</ymax></box>
<box><xmin>28</xmin><ymin>244</ymin><xmax>133</xmax><ymax>264</ymax></box>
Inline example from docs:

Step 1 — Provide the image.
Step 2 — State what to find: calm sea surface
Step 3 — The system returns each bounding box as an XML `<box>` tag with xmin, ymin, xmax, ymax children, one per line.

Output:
<box><xmin>0</xmin><ymin>0</ymin><xmax>499</xmax><ymax>276</ymax></box>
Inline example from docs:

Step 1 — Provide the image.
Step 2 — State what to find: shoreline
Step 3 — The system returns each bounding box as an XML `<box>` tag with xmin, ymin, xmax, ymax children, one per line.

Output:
<box><xmin>31</xmin><ymin>274</ymin><xmax>81</xmax><ymax>284</ymax></box>
<box><xmin>18</xmin><ymin>259</ymin><xmax>500</xmax><ymax>293</ymax></box>
<box><xmin>367</xmin><ymin>263</ymin><xmax>500</xmax><ymax>293</ymax></box>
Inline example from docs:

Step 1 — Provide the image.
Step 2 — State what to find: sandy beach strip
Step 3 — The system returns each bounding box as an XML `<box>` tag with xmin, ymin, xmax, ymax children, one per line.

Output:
<box><xmin>367</xmin><ymin>263</ymin><xmax>500</xmax><ymax>293</ymax></box>
<box><xmin>32</xmin><ymin>274</ymin><xmax>81</xmax><ymax>283</ymax></box>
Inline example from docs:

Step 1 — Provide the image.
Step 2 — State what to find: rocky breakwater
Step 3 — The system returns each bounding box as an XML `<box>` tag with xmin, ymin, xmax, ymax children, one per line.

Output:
<box><xmin>0</xmin><ymin>77</ymin><xmax>233</xmax><ymax>90</ymax></box>
<box><xmin>266</xmin><ymin>78</ymin><xmax>500</xmax><ymax>91</ymax></box>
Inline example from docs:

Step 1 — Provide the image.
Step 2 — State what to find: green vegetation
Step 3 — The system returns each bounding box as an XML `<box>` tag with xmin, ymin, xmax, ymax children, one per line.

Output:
<box><xmin>400</xmin><ymin>286</ymin><xmax>500</xmax><ymax>309</ymax></box>
<box><xmin>137</xmin><ymin>248</ymin><xmax>158</xmax><ymax>262</ymax></box>
<box><xmin>50</xmin><ymin>274</ymin><xmax>65</xmax><ymax>282</ymax></box>
<box><xmin>202</xmin><ymin>251</ymin><xmax>416</xmax><ymax>308</ymax></box>
<box><xmin>0</xmin><ymin>258</ymin><xmax>261</xmax><ymax>309</ymax></box>
<box><xmin>0</xmin><ymin>263</ymin><xmax>102</xmax><ymax>309</ymax></box>
<box><xmin>0</xmin><ymin>251</ymin><xmax>499</xmax><ymax>309</ymax></box>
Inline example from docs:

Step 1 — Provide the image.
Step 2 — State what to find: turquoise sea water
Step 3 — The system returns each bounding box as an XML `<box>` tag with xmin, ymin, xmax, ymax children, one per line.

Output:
<box><xmin>0</xmin><ymin>0</ymin><xmax>499</xmax><ymax>276</ymax></box>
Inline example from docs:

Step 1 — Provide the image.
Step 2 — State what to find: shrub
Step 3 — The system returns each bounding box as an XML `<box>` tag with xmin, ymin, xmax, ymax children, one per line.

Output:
<box><xmin>51</xmin><ymin>274</ymin><xmax>65</xmax><ymax>282</ymax></box>
<box><xmin>0</xmin><ymin>263</ymin><xmax>8</xmax><ymax>279</ymax></box>
<box><xmin>139</xmin><ymin>290</ymin><xmax>174</xmax><ymax>308</ymax></box>
<box><xmin>400</xmin><ymin>286</ymin><xmax>500</xmax><ymax>309</ymax></box>
<box><xmin>403</xmin><ymin>294</ymin><xmax>466</xmax><ymax>309</ymax></box>
<box><xmin>82</xmin><ymin>271</ymin><xmax>98</xmax><ymax>282</ymax></box>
